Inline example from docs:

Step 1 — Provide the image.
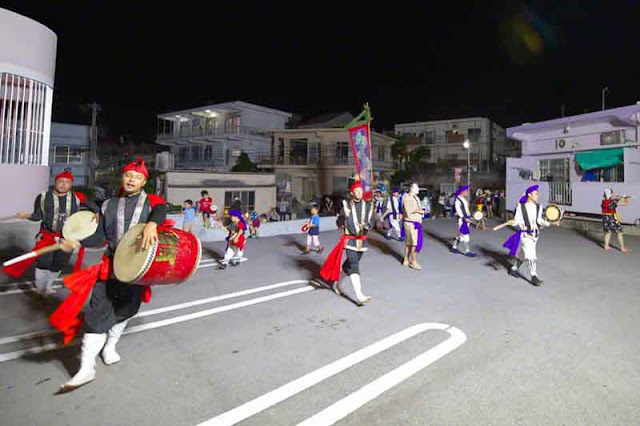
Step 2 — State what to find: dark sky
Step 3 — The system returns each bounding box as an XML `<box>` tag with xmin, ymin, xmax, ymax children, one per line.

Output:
<box><xmin>4</xmin><ymin>1</ymin><xmax>640</xmax><ymax>139</ymax></box>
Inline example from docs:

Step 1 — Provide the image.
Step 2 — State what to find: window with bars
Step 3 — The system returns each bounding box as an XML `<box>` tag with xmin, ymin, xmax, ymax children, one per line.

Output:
<box><xmin>53</xmin><ymin>146</ymin><xmax>83</xmax><ymax>164</ymax></box>
<box><xmin>204</xmin><ymin>145</ymin><xmax>213</xmax><ymax>162</ymax></box>
<box><xmin>539</xmin><ymin>158</ymin><xmax>570</xmax><ymax>182</ymax></box>
<box><xmin>224</xmin><ymin>191</ymin><xmax>255</xmax><ymax>214</ymax></box>
<box><xmin>225</xmin><ymin>115</ymin><xmax>241</xmax><ymax>133</ymax></box>
<box><xmin>335</xmin><ymin>142</ymin><xmax>349</xmax><ymax>165</ymax></box>
<box><xmin>376</xmin><ymin>145</ymin><xmax>386</xmax><ymax>162</ymax></box>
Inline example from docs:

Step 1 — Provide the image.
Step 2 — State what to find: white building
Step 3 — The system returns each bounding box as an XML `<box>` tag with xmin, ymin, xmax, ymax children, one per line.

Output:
<box><xmin>156</xmin><ymin>101</ymin><xmax>292</xmax><ymax>171</ymax></box>
<box><xmin>507</xmin><ymin>104</ymin><xmax>640</xmax><ymax>224</ymax></box>
<box><xmin>395</xmin><ymin>117</ymin><xmax>510</xmax><ymax>172</ymax></box>
<box><xmin>49</xmin><ymin>123</ymin><xmax>90</xmax><ymax>186</ymax></box>
<box><xmin>0</xmin><ymin>7</ymin><xmax>57</xmax><ymax>217</ymax></box>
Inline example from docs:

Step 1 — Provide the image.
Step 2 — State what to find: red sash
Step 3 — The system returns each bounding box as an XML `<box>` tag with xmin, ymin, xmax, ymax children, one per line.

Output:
<box><xmin>320</xmin><ymin>235</ymin><xmax>367</xmax><ymax>282</ymax></box>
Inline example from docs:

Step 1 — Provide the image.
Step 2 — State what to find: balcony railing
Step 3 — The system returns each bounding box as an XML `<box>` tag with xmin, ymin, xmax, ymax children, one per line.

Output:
<box><xmin>157</xmin><ymin>125</ymin><xmax>266</xmax><ymax>140</ymax></box>
<box><xmin>258</xmin><ymin>154</ymin><xmax>395</xmax><ymax>169</ymax></box>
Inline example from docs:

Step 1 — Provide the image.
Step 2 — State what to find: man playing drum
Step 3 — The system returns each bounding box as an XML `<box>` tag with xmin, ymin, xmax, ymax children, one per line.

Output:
<box><xmin>2</xmin><ymin>170</ymin><xmax>99</xmax><ymax>296</ymax></box>
<box><xmin>451</xmin><ymin>185</ymin><xmax>477</xmax><ymax>257</ymax></box>
<box><xmin>601</xmin><ymin>188</ymin><xmax>632</xmax><ymax>253</ymax></box>
<box><xmin>58</xmin><ymin>159</ymin><xmax>167</xmax><ymax>391</ymax></box>
<box><xmin>503</xmin><ymin>185</ymin><xmax>558</xmax><ymax>286</ymax></box>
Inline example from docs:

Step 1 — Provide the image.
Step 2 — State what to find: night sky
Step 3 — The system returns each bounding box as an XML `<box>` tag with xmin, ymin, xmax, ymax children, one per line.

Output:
<box><xmin>4</xmin><ymin>1</ymin><xmax>640</xmax><ymax>139</ymax></box>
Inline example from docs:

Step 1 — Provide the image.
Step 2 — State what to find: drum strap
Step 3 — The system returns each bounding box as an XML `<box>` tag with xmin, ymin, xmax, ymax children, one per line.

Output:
<box><xmin>116</xmin><ymin>190</ymin><xmax>147</xmax><ymax>243</ymax></box>
<box><xmin>521</xmin><ymin>202</ymin><xmax>541</xmax><ymax>234</ymax></box>
<box><xmin>456</xmin><ymin>197</ymin><xmax>470</xmax><ymax>218</ymax></box>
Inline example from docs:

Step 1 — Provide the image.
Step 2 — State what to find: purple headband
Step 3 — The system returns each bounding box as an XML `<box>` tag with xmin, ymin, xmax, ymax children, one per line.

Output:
<box><xmin>392</xmin><ymin>188</ymin><xmax>399</xmax><ymax>193</ymax></box>
<box><xmin>229</xmin><ymin>209</ymin><xmax>247</xmax><ymax>227</ymax></box>
<box><xmin>455</xmin><ymin>185</ymin><xmax>469</xmax><ymax>197</ymax></box>
<box><xmin>519</xmin><ymin>185</ymin><xmax>539</xmax><ymax>203</ymax></box>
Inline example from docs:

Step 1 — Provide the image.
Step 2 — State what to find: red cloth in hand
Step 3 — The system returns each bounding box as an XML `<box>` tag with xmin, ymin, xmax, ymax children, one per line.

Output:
<box><xmin>319</xmin><ymin>235</ymin><xmax>366</xmax><ymax>283</ymax></box>
<box><xmin>49</xmin><ymin>256</ymin><xmax>111</xmax><ymax>345</ymax></box>
<box><xmin>2</xmin><ymin>231</ymin><xmax>58</xmax><ymax>278</ymax></box>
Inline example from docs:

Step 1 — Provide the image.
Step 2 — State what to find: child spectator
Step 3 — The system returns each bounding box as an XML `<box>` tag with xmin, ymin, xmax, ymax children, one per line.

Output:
<box><xmin>304</xmin><ymin>205</ymin><xmax>323</xmax><ymax>254</ymax></box>
<box><xmin>182</xmin><ymin>199</ymin><xmax>197</xmax><ymax>233</ymax></box>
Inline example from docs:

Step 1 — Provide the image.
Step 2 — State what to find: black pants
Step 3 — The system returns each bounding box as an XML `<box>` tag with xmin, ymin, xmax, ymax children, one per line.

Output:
<box><xmin>36</xmin><ymin>250</ymin><xmax>72</xmax><ymax>272</ymax></box>
<box><xmin>342</xmin><ymin>249</ymin><xmax>363</xmax><ymax>275</ymax></box>
<box><xmin>84</xmin><ymin>279</ymin><xmax>143</xmax><ymax>334</ymax></box>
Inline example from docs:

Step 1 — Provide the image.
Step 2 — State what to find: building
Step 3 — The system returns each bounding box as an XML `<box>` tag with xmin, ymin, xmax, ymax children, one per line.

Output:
<box><xmin>507</xmin><ymin>104</ymin><xmax>640</xmax><ymax>224</ymax></box>
<box><xmin>394</xmin><ymin>117</ymin><xmax>516</xmax><ymax>189</ymax></box>
<box><xmin>156</xmin><ymin>101</ymin><xmax>292</xmax><ymax>171</ymax></box>
<box><xmin>162</xmin><ymin>170</ymin><xmax>276</xmax><ymax>216</ymax></box>
<box><xmin>262</xmin><ymin>122</ymin><xmax>396</xmax><ymax>202</ymax></box>
<box><xmin>0</xmin><ymin>7</ymin><xmax>57</xmax><ymax>217</ymax></box>
<box><xmin>48</xmin><ymin>122</ymin><xmax>90</xmax><ymax>186</ymax></box>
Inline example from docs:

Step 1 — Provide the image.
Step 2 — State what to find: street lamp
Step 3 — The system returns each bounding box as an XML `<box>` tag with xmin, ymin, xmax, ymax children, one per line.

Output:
<box><xmin>463</xmin><ymin>139</ymin><xmax>471</xmax><ymax>188</ymax></box>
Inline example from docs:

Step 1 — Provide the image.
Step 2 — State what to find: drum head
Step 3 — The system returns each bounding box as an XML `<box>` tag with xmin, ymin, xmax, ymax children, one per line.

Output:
<box><xmin>545</xmin><ymin>205</ymin><xmax>562</xmax><ymax>222</ymax></box>
<box><xmin>211</xmin><ymin>204</ymin><xmax>218</xmax><ymax>212</ymax></box>
<box><xmin>473</xmin><ymin>211</ymin><xmax>484</xmax><ymax>221</ymax></box>
<box><xmin>62</xmin><ymin>210</ymin><xmax>99</xmax><ymax>241</ymax></box>
<box><xmin>114</xmin><ymin>224</ymin><xmax>157</xmax><ymax>283</ymax></box>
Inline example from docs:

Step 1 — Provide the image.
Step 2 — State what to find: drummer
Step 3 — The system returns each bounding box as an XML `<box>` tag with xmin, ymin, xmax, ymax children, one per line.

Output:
<box><xmin>2</xmin><ymin>169</ymin><xmax>99</xmax><ymax>296</ymax></box>
<box><xmin>503</xmin><ymin>184</ymin><xmax>557</xmax><ymax>286</ymax></box>
<box><xmin>451</xmin><ymin>185</ymin><xmax>477</xmax><ymax>257</ymax></box>
<box><xmin>217</xmin><ymin>209</ymin><xmax>247</xmax><ymax>268</ymax></box>
<box><xmin>56</xmin><ymin>158</ymin><xmax>167</xmax><ymax>391</ymax></box>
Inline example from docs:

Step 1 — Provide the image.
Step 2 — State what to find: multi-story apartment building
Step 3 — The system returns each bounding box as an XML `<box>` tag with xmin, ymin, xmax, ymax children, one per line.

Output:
<box><xmin>156</xmin><ymin>101</ymin><xmax>292</xmax><ymax>171</ymax></box>
<box><xmin>262</xmin><ymin>120</ymin><xmax>396</xmax><ymax>202</ymax></box>
<box><xmin>394</xmin><ymin>117</ymin><xmax>511</xmax><ymax>172</ymax></box>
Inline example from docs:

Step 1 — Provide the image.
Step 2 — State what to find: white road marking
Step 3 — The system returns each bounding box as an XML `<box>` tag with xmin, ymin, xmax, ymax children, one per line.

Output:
<box><xmin>297</xmin><ymin>325</ymin><xmax>467</xmax><ymax>426</ymax></box>
<box><xmin>0</xmin><ymin>280</ymin><xmax>315</xmax><ymax>346</ymax></box>
<box><xmin>0</xmin><ymin>285</ymin><xmax>63</xmax><ymax>296</ymax></box>
<box><xmin>0</xmin><ymin>281</ymin><xmax>318</xmax><ymax>363</ymax></box>
<box><xmin>197</xmin><ymin>323</ymin><xmax>466</xmax><ymax>426</ymax></box>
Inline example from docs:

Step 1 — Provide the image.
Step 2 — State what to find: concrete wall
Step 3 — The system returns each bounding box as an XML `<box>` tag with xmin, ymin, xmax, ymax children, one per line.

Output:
<box><xmin>168</xmin><ymin>214</ymin><xmax>338</xmax><ymax>242</ymax></box>
<box><xmin>0</xmin><ymin>7</ymin><xmax>57</xmax><ymax>87</ymax></box>
<box><xmin>49</xmin><ymin>122</ymin><xmax>91</xmax><ymax>185</ymax></box>
<box><xmin>165</xmin><ymin>171</ymin><xmax>277</xmax><ymax>215</ymax></box>
<box><xmin>0</xmin><ymin>164</ymin><xmax>49</xmax><ymax>218</ymax></box>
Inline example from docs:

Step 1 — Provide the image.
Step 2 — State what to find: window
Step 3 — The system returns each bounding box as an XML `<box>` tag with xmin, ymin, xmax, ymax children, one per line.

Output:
<box><xmin>376</xmin><ymin>145</ymin><xmax>386</xmax><ymax>162</ymax></box>
<box><xmin>224</xmin><ymin>191</ymin><xmax>255</xmax><ymax>213</ymax></box>
<box><xmin>468</xmin><ymin>128</ymin><xmax>481</xmax><ymax>143</ymax></box>
<box><xmin>204</xmin><ymin>145</ymin><xmax>213</xmax><ymax>162</ymax></box>
<box><xmin>335</xmin><ymin>142</ymin><xmax>349</xmax><ymax>165</ymax></box>
<box><xmin>225</xmin><ymin>114</ymin><xmax>241</xmax><ymax>133</ymax></box>
<box><xmin>178</xmin><ymin>147</ymin><xmax>188</xmax><ymax>161</ymax></box>
<box><xmin>308</xmin><ymin>142</ymin><xmax>321</xmax><ymax>164</ymax></box>
<box><xmin>446</xmin><ymin>130</ymin><xmax>464</xmax><ymax>143</ymax></box>
<box><xmin>205</xmin><ymin>117</ymin><xmax>218</xmax><ymax>134</ymax></box>
<box><xmin>54</xmin><ymin>146</ymin><xmax>83</xmax><ymax>164</ymax></box>
<box><xmin>600</xmin><ymin>130</ymin><xmax>625</xmax><ymax>146</ymax></box>
<box><xmin>190</xmin><ymin>146</ymin><xmax>202</xmax><ymax>161</ymax></box>
<box><xmin>290</xmin><ymin>139</ymin><xmax>308</xmax><ymax>165</ymax></box>
<box><xmin>539</xmin><ymin>158</ymin><xmax>570</xmax><ymax>182</ymax></box>
<box><xmin>424</xmin><ymin>130</ymin><xmax>436</xmax><ymax>144</ymax></box>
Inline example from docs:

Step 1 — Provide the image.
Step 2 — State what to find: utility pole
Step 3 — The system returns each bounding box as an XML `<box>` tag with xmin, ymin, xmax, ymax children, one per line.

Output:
<box><xmin>561</xmin><ymin>104</ymin><xmax>566</xmax><ymax>117</ymax></box>
<box><xmin>602</xmin><ymin>87</ymin><xmax>609</xmax><ymax>111</ymax></box>
<box><xmin>84</xmin><ymin>102</ymin><xmax>101</xmax><ymax>187</ymax></box>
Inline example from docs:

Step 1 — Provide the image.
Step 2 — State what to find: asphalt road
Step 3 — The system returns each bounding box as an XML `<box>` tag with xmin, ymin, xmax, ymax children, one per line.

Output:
<box><xmin>1</xmin><ymin>218</ymin><xmax>639</xmax><ymax>426</ymax></box>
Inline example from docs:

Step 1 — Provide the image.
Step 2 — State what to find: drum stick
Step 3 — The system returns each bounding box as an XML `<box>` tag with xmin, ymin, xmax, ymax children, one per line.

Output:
<box><xmin>3</xmin><ymin>243</ymin><xmax>65</xmax><ymax>267</ymax></box>
<box><xmin>493</xmin><ymin>220</ymin><xmax>515</xmax><ymax>231</ymax></box>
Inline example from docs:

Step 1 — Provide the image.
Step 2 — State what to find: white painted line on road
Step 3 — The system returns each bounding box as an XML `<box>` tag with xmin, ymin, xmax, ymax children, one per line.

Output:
<box><xmin>297</xmin><ymin>325</ymin><xmax>467</xmax><ymax>426</ymax></box>
<box><xmin>0</xmin><ymin>284</ymin><xmax>63</xmax><ymax>296</ymax></box>
<box><xmin>136</xmin><ymin>280</ymin><xmax>315</xmax><ymax>318</ymax></box>
<box><xmin>0</xmin><ymin>280</ymin><xmax>315</xmax><ymax>346</ymax></box>
<box><xmin>196</xmin><ymin>323</ymin><xmax>466</xmax><ymax>426</ymax></box>
<box><xmin>0</xmin><ymin>281</ymin><xmax>318</xmax><ymax>363</ymax></box>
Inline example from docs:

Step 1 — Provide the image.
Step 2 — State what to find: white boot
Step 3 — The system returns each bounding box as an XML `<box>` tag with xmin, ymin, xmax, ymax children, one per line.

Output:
<box><xmin>349</xmin><ymin>274</ymin><xmax>371</xmax><ymax>306</ymax></box>
<box><xmin>61</xmin><ymin>333</ymin><xmax>106</xmax><ymax>391</ymax></box>
<box><xmin>34</xmin><ymin>268</ymin><xmax>48</xmax><ymax>295</ymax></box>
<box><xmin>101</xmin><ymin>320</ymin><xmax>129</xmax><ymax>365</ymax></box>
<box><xmin>45</xmin><ymin>271</ymin><xmax>60</xmax><ymax>296</ymax></box>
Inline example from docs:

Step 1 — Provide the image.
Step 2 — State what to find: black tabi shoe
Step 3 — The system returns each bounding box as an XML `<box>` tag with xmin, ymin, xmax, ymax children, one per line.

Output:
<box><xmin>531</xmin><ymin>276</ymin><xmax>544</xmax><ymax>286</ymax></box>
<box><xmin>464</xmin><ymin>251</ymin><xmax>477</xmax><ymax>258</ymax></box>
<box><xmin>450</xmin><ymin>247</ymin><xmax>461</xmax><ymax>254</ymax></box>
<box><xmin>508</xmin><ymin>268</ymin><xmax>520</xmax><ymax>278</ymax></box>
<box><xmin>218</xmin><ymin>262</ymin><xmax>227</xmax><ymax>270</ymax></box>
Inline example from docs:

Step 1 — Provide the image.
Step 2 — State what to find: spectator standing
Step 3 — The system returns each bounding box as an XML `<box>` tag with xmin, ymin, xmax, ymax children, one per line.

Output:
<box><xmin>182</xmin><ymin>200</ymin><xmax>197</xmax><ymax>233</ymax></box>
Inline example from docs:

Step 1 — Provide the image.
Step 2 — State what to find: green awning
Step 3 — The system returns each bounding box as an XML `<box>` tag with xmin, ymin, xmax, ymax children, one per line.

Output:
<box><xmin>575</xmin><ymin>148</ymin><xmax>624</xmax><ymax>170</ymax></box>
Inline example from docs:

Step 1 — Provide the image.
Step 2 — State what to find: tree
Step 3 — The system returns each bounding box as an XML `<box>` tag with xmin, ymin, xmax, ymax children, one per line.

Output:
<box><xmin>391</xmin><ymin>134</ymin><xmax>411</xmax><ymax>168</ymax></box>
<box><xmin>231</xmin><ymin>152</ymin><xmax>257</xmax><ymax>172</ymax></box>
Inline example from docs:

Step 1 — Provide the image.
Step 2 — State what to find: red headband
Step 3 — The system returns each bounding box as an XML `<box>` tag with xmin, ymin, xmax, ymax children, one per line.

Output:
<box><xmin>123</xmin><ymin>158</ymin><xmax>149</xmax><ymax>179</ymax></box>
<box><xmin>350</xmin><ymin>181</ymin><xmax>363</xmax><ymax>193</ymax></box>
<box><xmin>54</xmin><ymin>170</ymin><xmax>74</xmax><ymax>181</ymax></box>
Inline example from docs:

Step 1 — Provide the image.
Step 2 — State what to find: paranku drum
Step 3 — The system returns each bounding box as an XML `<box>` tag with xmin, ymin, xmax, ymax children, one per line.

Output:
<box><xmin>62</xmin><ymin>210</ymin><xmax>99</xmax><ymax>241</ymax></box>
<box><xmin>114</xmin><ymin>224</ymin><xmax>202</xmax><ymax>285</ymax></box>
<box><xmin>544</xmin><ymin>204</ymin><xmax>564</xmax><ymax>224</ymax></box>
<box><xmin>472</xmin><ymin>211</ymin><xmax>485</xmax><ymax>221</ymax></box>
